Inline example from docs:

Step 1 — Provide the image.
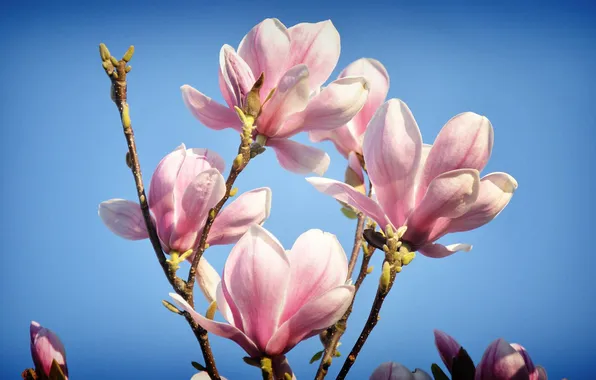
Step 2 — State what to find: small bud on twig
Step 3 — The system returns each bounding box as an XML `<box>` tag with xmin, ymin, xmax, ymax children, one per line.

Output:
<box><xmin>122</xmin><ymin>45</ymin><xmax>135</xmax><ymax>62</ymax></box>
<box><xmin>162</xmin><ymin>300</ymin><xmax>182</xmax><ymax>314</ymax></box>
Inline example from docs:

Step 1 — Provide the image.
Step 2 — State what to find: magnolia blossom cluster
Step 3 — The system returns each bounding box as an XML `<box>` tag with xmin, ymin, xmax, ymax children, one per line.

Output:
<box><xmin>26</xmin><ymin>16</ymin><xmax>538</xmax><ymax>380</ymax></box>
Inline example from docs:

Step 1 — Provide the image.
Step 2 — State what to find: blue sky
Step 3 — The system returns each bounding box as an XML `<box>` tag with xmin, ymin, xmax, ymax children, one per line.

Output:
<box><xmin>1</xmin><ymin>0</ymin><xmax>595</xmax><ymax>378</ymax></box>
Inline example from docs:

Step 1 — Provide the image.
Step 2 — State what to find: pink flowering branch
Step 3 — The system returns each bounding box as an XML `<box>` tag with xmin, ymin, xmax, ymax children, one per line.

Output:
<box><xmin>98</xmin><ymin>43</ymin><xmax>222</xmax><ymax>380</ymax></box>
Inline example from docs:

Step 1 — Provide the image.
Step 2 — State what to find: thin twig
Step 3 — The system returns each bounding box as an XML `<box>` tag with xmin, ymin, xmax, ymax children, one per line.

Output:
<box><xmin>99</xmin><ymin>43</ymin><xmax>221</xmax><ymax>379</ymax></box>
<box><xmin>346</xmin><ymin>213</ymin><xmax>366</xmax><ymax>278</ymax></box>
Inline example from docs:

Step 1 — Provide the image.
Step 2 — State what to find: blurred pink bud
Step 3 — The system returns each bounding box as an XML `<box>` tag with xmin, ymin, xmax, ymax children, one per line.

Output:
<box><xmin>182</xmin><ymin>18</ymin><xmax>370</xmax><ymax>175</ymax></box>
<box><xmin>30</xmin><ymin>321</ymin><xmax>68</xmax><ymax>379</ymax></box>
<box><xmin>476</xmin><ymin>339</ymin><xmax>547</xmax><ymax>380</ymax></box>
<box><xmin>171</xmin><ymin>225</ymin><xmax>354</xmax><ymax>361</ymax></box>
<box><xmin>308</xmin><ymin>99</ymin><xmax>517</xmax><ymax>258</ymax></box>
<box><xmin>433</xmin><ymin>329</ymin><xmax>462</xmax><ymax>373</ymax></box>
<box><xmin>370</xmin><ymin>362</ymin><xmax>432</xmax><ymax>380</ymax></box>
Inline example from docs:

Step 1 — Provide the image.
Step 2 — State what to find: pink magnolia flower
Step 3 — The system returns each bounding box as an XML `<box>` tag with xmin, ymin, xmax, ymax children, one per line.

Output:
<box><xmin>370</xmin><ymin>362</ymin><xmax>432</xmax><ymax>380</ymax></box>
<box><xmin>434</xmin><ymin>329</ymin><xmax>462</xmax><ymax>373</ymax></box>
<box><xmin>99</xmin><ymin>144</ymin><xmax>271</xmax><ymax>302</ymax></box>
<box><xmin>310</xmin><ymin>58</ymin><xmax>390</xmax><ymax>159</ymax></box>
<box><xmin>476</xmin><ymin>339</ymin><xmax>547</xmax><ymax>380</ymax></box>
<box><xmin>308</xmin><ymin>99</ymin><xmax>518</xmax><ymax>258</ymax></box>
<box><xmin>30</xmin><ymin>321</ymin><xmax>68</xmax><ymax>379</ymax></box>
<box><xmin>181</xmin><ymin>18</ymin><xmax>370</xmax><ymax>175</ymax></box>
<box><xmin>171</xmin><ymin>225</ymin><xmax>354</xmax><ymax>374</ymax></box>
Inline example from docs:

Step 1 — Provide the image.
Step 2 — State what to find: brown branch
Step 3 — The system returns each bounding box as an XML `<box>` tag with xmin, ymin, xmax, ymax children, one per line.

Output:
<box><xmin>346</xmin><ymin>213</ymin><xmax>366</xmax><ymax>278</ymax></box>
<box><xmin>99</xmin><ymin>43</ymin><xmax>221</xmax><ymax>380</ymax></box>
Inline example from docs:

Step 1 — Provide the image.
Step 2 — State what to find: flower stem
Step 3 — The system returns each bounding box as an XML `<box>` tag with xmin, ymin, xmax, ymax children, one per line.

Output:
<box><xmin>99</xmin><ymin>43</ymin><xmax>221</xmax><ymax>379</ymax></box>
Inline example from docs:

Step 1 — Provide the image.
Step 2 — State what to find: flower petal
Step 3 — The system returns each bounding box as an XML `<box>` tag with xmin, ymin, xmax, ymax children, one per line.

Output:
<box><xmin>309</xmin><ymin>124</ymin><xmax>360</xmax><ymax>158</ymax></box>
<box><xmin>273</xmin><ymin>356</ymin><xmax>296</xmax><ymax>380</ymax></box>
<box><xmin>98</xmin><ymin>199</ymin><xmax>148</xmax><ymax>240</ymax></box>
<box><xmin>191</xmin><ymin>372</ymin><xmax>228</xmax><ymax>380</ymax></box>
<box><xmin>275</xmin><ymin>76</ymin><xmax>369</xmax><ymax>138</ymax></box>
<box><xmin>419</xmin><ymin>243</ymin><xmax>473</xmax><ymax>258</ymax></box>
<box><xmin>265</xmin><ymin>285</ymin><xmax>354</xmax><ymax>356</ymax></box>
<box><xmin>370</xmin><ymin>362</ymin><xmax>432</xmax><ymax>380</ymax></box>
<box><xmin>475</xmin><ymin>339</ymin><xmax>529</xmax><ymax>380</ymax></box>
<box><xmin>418</xmin><ymin>113</ymin><xmax>493</xmax><ymax>203</ymax></box>
<box><xmin>168</xmin><ymin>168</ymin><xmax>226</xmax><ymax>252</ymax></box>
<box><xmin>363</xmin><ymin>99</ymin><xmax>422</xmax><ymax>228</ymax></box>
<box><xmin>219</xmin><ymin>44</ymin><xmax>256</xmax><ymax>109</ymax></box>
<box><xmin>170</xmin><ymin>293</ymin><xmax>260</xmax><ymax>358</ymax></box>
<box><xmin>405</xmin><ymin>169</ymin><xmax>480</xmax><ymax>248</ymax></box>
<box><xmin>306</xmin><ymin>177</ymin><xmax>389</xmax><ymax>227</ymax></box>
<box><xmin>30</xmin><ymin>323</ymin><xmax>68</xmax><ymax>377</ymax></box>
<box><xmin>181</xmin><ymin>85</ymin><xmax>241</xmax><ymax>131</ymax></box>
<box><xmin>448</xmin><ymin>172</ymin><xmax>518</xmax><ymax>233</ymax></box>
<box><xmin>237</xmin><ymin>18</ymin><xmax>291</xmax><ymax>98</ymax></box>
<box><xmin>339</xmin><ymin>58</ymin><xmax>390</xmax><ymax>137</ymax></box>
<box><xmin>268</xmin><ymin>138</ymin><xmax>330</xmax><ymax>176</ymax></box>
<box><xmin>223</xmin><ymin>225</ymin><xmax>290</xmax><ymax>351</ymax></box>
<box><xmin>287</xmin><ymin>20</ymin><xmax>340</xmax><ymax>90</ymax></box>
<box><xmin>280</xmin><ymin>230</ymin><xmax>348</xmax><ymax>323</ymax></box>
<box><xmin>536</xmin><ymin>366</ymin><xmax>548</xmax><ymax>380</ymax></box>
<box><xmin>194</xmin><ymin>257</ymin><xmax>220</xmax><ymax>304</ymax></box>
<box><xmin>208</xmin><ymin>187</ymin><xmax>272</xmax><ymax>246</ymax></box>
<box><xmin>433</xmin><ymin>330</ymin><xmax>462</xmax><ymax>373</ymax></box>
<box><xmin>257</xmin><ymin>65</ymin><xmax>311</xmax><ymax>137</ymax></box>
<box><xmin>348</xmin><ymin>152</ymin><xmax>364</xmax><ymax>183</ymax></box>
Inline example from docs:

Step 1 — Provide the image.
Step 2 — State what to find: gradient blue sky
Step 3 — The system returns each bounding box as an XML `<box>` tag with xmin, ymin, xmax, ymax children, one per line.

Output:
<box><xmin>1</xmin><ymin>0</ymin><xmax>595</xmax><ymax>379</ymax></box>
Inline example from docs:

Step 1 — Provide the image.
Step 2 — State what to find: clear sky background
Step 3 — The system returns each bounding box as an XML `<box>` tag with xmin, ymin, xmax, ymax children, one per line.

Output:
<box><xmin>1</xmin><ymin>0</ymin><xmax>595</xmax><ymax>379</ymax></box>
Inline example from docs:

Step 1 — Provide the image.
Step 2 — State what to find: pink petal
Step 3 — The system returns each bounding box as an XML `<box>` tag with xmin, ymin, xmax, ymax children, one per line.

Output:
<box><xmin>268</xmin><ymin>138</ymin><xmax>330</xmax><ymax>176</ymax></box>
<box><xmin>272</xmin><ymin>356</ymin><xmax>296</xmax><ymax>380</ymax></box>
<box><xmin>412</xmin><ymin>369</ymin><xmax>433</xmax><ymax>380</ymax></box>
<box><xmin>419</xmin><ymin>243</ymin><xmax>473</xmax><ymax>258</ymax></box>
<box><xmin>170</xmin><ymin>293</ymin><xmax>260</xmax><ymax>358</ymax></box>
<box><xmin>30</xmin><ymin>321</ymin><xmax>42</xmax><ymax>343</ymax></box>
<box><xmin>30</xmin><ymin>323</ymin><xmax>68</xmax><ymax>377</ymax></box>
<box><xmin>511</xmin><ymin>343</ymin><xmax>541</xmax><ymax>380</ymax></box>
<box><xmin>417</xmin><ymin>113</ymin><xmax>493</xmax><ymax>203</ymax></box>
<box><xmin>215</xmin><ymin>282</ymin><xmax>236</xmax><ymax>325</ymax></box>
<box><xmin>257</xmin><ymin>65</ymin><xmax>311</xmax><ymax>137</ymax></box>
<box><xmin>191</xmin><ymin>372</ymin><xmax>228</xmax><ymax>380</ymax></box>
<box><xmin>265</xmin><ymin>285</ymin><xmax>354</xmax><ymax>356</ymax></box>
<box><xmin>405</xmin><ymin>169</ymin><xmax>480</xmax><ymax>248</ymax></box>
<box><xmin>309</xmin><ymin>124</ymin><xmax>361</xmax><ymax>158</ymax></box>
<box><xmin>475</xmin><ymin>339</ymin><xmax>529</xmax><ymax>380</ymax></box>
<box><xmin>306</xmin><ymin>177</ymin><xmax>389</xmax><ymax>227</ymax></box>
<box><xmin>536</xmin><ymin>366</ymin><xmax>548</xmax><ymax>380</ymax></box>
<box><xmin>339</xmin><ymin>58</ymin><xmax>390</xmax><ymax>138</ymax></box>
<box><xmin>370</xmin><ymin>362</ymin><xmax>431</xmax><ymax>380</ymax></box>
<box><xmin>219</xmin><ymin>44</ymin><xmax>256</xmax><ymax>109</ymax></box>
<box><xmin>363</xmin><ymin>99</ymin><xmax>423</xmax><ymax>228</ymax></box>
<box><xmin>433</xmin><ymin>330</ymin><xmax>462</xmax><ymax>372</ymax></box>
<box><xmin>448</xmin><ymin>172</ymin><xmax>518</xmax><ymax>233</ymax></box>
<box><xmin>275</xmin><ymin>76</ymin><xmax>369</xmax><ymax>138</ymax></box>
<box><xmin>98</xmin><ymin>199</ymin><xmax>148</xmax><ymax>240</ymax></box>
<box><xmin>208</xmin><ymin>187</ymin><xmax>272</xmax><ymax>246</ymax></box>
<box><xmin>223</xmin><ymin>225</ymin><xmax>290</xmax><ymax>351</ymax></box>
<box><xmin>287</xmin><ymin>20</ymin><xmax>340</xmax><ymax>90</ymax></box>
<box><xmin>348</xmin><ymin>151</ymin><xmax>364</xmax><ymax>183</ymax></box>
<box><xmin>181</xmin><ymin>85</ymin><xmax>241</xmax><ymax>131</ymax></box>
<box><xmin>237</xmin><ymin>18</ymin><xmax>291</xmax><ymax>99</ymax></box>
<box><xmin>280</xmin><ymin>230</ymin><xmax>348</xmax><ymax>323</ymax></box>
<box><xmin>168</xmin><ymin>168</ymin><xmax>226</xmax><ymax>252</ymax></box>
<box><xmin>194</xmin><ymin>257</ymin><xmax>220</xmax><ymax>304</ymax></box>
<box><xmin>186</xmin><ymin>148</ymin><xmax>226</xmax><ymax>174</ymax></box>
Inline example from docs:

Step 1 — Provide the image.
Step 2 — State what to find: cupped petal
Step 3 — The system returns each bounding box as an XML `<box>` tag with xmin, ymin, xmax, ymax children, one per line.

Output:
<box><xmin>168</xmin><ymin>168</ymin><xmax>226</xmax><ymax>252</ymax></box>
<box><xmin>208</xmin><ymin>187</ymin><xmax>272</xmax><ymax>246</ymax></box>
<box><xmin>191</xmin><ymin>372</ymin><xmax>228</xmax><ymax>380</ymax></box>
<box><xmin>280</xmin><ymin>230</ymin><xmax>348</xmax><ymax>323</ymax></box>
<box><xmin>404</xmin><ymin>169</ymin><xmax>480</xmax><ymax>248</ymax></box>
<box><xmin>98</xmin><ymin>199</ymin><xmax>148</xmax><ymax>240</ymax></box>
<box><xmin>223</xmin><ymin>225</ymin><xmax>290</xmax><ymax>351</ymax></box>
<box><xmin>215</xmin><ymin>283</ymin><xmax>235</xmax><ymax>325</ymax></box>
<box><xmin>287</xmin><ymin>20</ymin><xmax>340</xmax><ymax>90</ymax></box>
<box><xmin>433</xmin><ymin>330</ymin><xmax>462</xmax><ymax>372</ymax></box>
<box><xmin>257</xmin><ymin>65</ymin><xmax>311</xmax><ymax>137</ymax></box>
<box><xmin>419</xmin><ymin>243</ymin><xmax>472</xmax><ymax>258</ymax></box>
<box><xmin>170</xmin><ymin>293</ymin><xmax>260</xmax><ymax>358</ymax></box>
<box><xmin>448</xmin><ymin>172</ymin><xmax>518</xmax><ymax>233</ymax></box>
<box><xmin>339</xmin><ymin>58</ymin><xmax>390</xmax><ymax>137</ymax></box>
<box><xmin>418</xmin><ymin>113</ymin><xmax>493</xmax><ymax>202</ymax></box>
<box><xmin>475</xmin><ymin>339</ymin><xmax>529</xmax><ymax>380</ymax></box>
<box><xmin>238</xmin><ymin>18</ymin><xmax>291</xmax><ymax>98</ymax></box>
<box><xmin>348</xmin><ymin>152</ymin><xmax>364</xmax><ymax>183</ymax></box>
<box><xmin>181</xmin><ymin>85</ymin><xmax>241</xmax><ymax>131</ymax></box>
<box><xmin>194</xmin><ymin>257</ymin><xmax>220</xmax><ymax>304</ymax></box>
<box><xmin>268</xmin><ymin>138</ymin><xmax>330</xmax><ymax>176</ymax></box>
<box><xmin>309</xmin><ymin>124</ymin><xmax>361</xmax><ymax>158</ymax></box>
<box><xmin>275</xmin><ymin>76</ymin><xmax>369</xmax><ymax>138</ymax></box>
<box><xmin>306</xmin><ymin>177</ymin><xmax>389</xmax><ymax>227</ymax></box>
<box><xmin>412</xmin><ymin>369</ymin><xmax>433</xmax><ymax>380</ymax></box>
<box><xmin>369</xmin><ymin>362</ymin><xmax>422</xmax><ymax>380</ymax></box>
<box><xmin>219</xmin><ymin>44</ymin><xmax>256</xmax><ymax>109</ymax></box>
<box><xmin>363</xmin><ymin>99</ymin><xmax>423</xmax><ymax>228</ymax></box>
<box><xmin>265</xmin><ymin>285</ymin><xmax>354</xmax><ymax>356</ymax></box>
<box><xmin>149</xmin><ymin>144</ymin><xmax>186</xmax><ymax>230</ymax></box>
<box><xmin>186</xmin><ymin>148</ymin><xmax>226</xmax><ymax>174</ymax></box>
